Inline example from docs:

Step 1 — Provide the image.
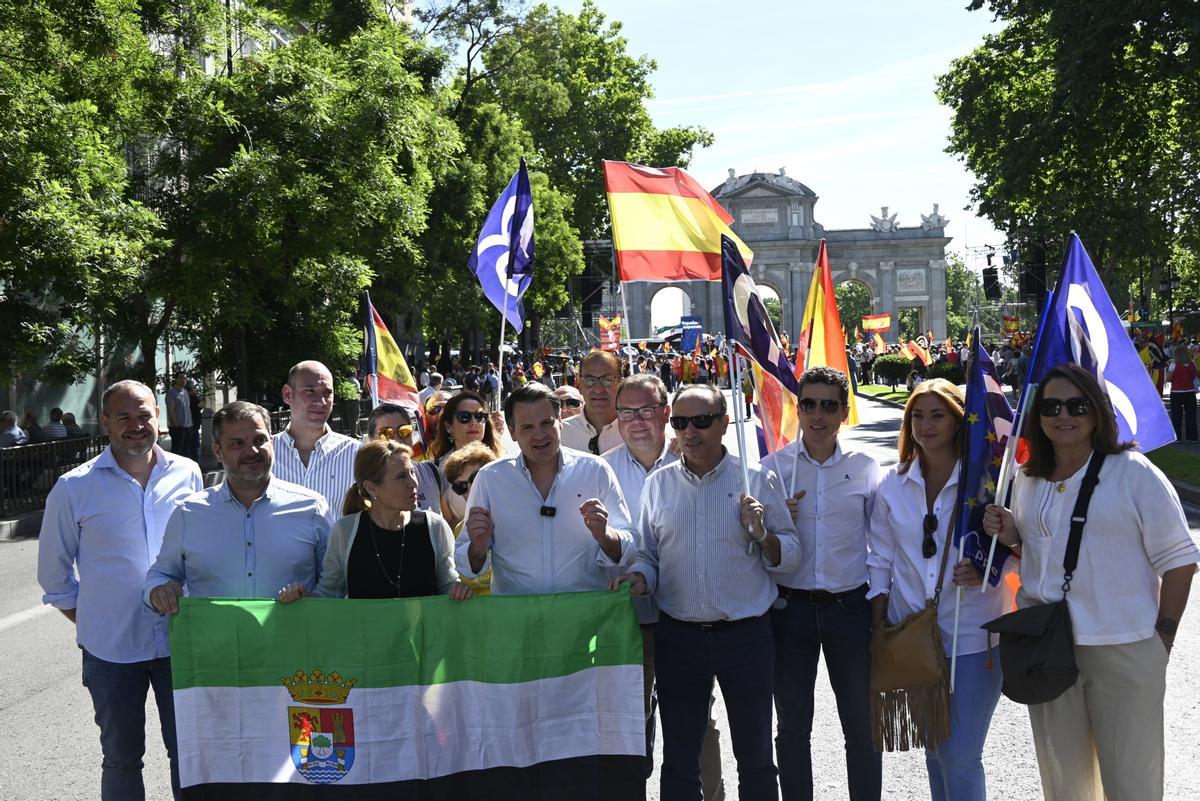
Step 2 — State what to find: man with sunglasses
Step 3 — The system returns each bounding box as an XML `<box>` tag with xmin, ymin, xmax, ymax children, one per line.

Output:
<box><xmin>758</xmin><ymin>366</ymin><xmax>883</xmax><ymax>801</ymax></box>
<box><xmin>272</xmin><ymin>361</ymin><xmax>359</xmax><ymax>526</ymax></box>
<box><xmin>456</xmin><ymin>382</ymin><xmax>637</xmax><ymax>595</ymax></box>
<box><xmin>561</xmin><ymin>351</ymin><xmax>624</xmax><ymax>455</ymax></box>
<box><xmin>604</xmin><ymin>375</ymin><xmax>727</xmax><ymax>801</ymax></box>
<box><xmin>552</xmin><ymin>385</ymin><xmax>585</xmax><ymax>419</ymax></box>
<box><xmin>616</xmin><ymin>383</ymin><xmax>800</xmax><ymax>801</ymax></box>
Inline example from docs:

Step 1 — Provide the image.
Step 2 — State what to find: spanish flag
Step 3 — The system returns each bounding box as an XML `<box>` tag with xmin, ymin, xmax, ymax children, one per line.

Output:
<box><xmin>363</xmin><ymin>291</ymin><xmax>420</xmax><ymax>410</ymax></box>
<box><xmin>797</xmin><ymin>240</ymin><xmax>859</xmax><ymax>426</ymax></box>
<box><xmin>603</xmin><ymin>161</ymin><xmax>753</xmax><ymax>281</ymax></box>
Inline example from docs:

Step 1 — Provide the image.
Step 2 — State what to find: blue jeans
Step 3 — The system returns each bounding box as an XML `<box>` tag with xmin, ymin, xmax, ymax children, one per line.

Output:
<box><xmin>925</xmin><ymin>650</ymin><xmax>1002</xmax><ymax>801</ymax></box>
<box><xmin>82</xmin><ymin>649</ymin><xmax>181</xmax><ymax>801</ymax></box>
<box><xmin>656</xmin><ymin>614</ymin><xmax>777</xmax><ymax>801</ymax></box>
<box><xmin>770</xmin><ymin>586</ymin><xmax>880</xmax><ymax>801</ymax></box>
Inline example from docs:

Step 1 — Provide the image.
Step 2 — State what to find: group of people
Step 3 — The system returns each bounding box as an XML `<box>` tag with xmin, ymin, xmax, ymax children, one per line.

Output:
<box><xmin>36</xmin><ymin>346</ymin><xmax>1199</xmax><ymax>801</ymax></box>
<box><xmin>0</xmin><ymin>407</ymin><xmax>86</xmax><ymax>447</ymax></box>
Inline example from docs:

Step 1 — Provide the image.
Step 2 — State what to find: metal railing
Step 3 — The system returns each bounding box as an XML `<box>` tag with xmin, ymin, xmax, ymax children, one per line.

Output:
<box><xmin>1</xmin><ymin>435</ymin><xmax>110</xmax><ymax>516</ymax></box>
<box><xmin>268</xmin><ymin>401</ymin><xmax>367</xmax><ymax>439</ymax></box>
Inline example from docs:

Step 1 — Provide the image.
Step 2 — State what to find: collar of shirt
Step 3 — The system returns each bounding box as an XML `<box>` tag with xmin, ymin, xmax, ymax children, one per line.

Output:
<box><xmin>218</xmin><ymin>476</ymin><xmax>280</xmax><ymax>512</ymax></box>
<box><xmin>96</xmin><ymin>444</ymin><xmax>173</xmax><ymax>482</ymax></box>
<box><xmin>680</xmin><ymin>448</ymin><xmax>731</xmax><ymax>484</ymax></box>
<box><xmin>616</xmin><ymin>442</ymin><xmax>672</xmax><ymax>472</ymax></box>
<box><xmin>281</xmin><ymin>424</ymin><xmax>334</xmax><ymax>453</ymax></box>
<box><xmin>793</xmin><ymin>437</ymin><xmax>844</xmax><ymax>468</ymax></box>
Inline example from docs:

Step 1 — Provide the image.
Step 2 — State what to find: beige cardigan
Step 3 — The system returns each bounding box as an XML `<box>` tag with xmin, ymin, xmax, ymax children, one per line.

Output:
<box><xmin>314</xmin><ymin>510</ymin><xmax>459</xmax><ymax>598</ymax></box>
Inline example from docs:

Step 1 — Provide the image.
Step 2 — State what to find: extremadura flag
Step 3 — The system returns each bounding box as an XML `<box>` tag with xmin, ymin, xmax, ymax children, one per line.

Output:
<box><xmin>170</xmin><ymin>591</ymin><xmax>645</xmax><ymax>800</ymax></box>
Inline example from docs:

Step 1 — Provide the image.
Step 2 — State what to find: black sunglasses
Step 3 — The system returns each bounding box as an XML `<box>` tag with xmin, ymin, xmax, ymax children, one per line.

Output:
<box><xmin>1038</xmin><ymin>396</ymin><xmax>1092</xmax><ymax>418</ymax></box>
<box><xmin>669</xmin><ymin>414</ymin><xmax>719</xmax><ymax>431</ymax></box>
<box><xmin>453</xmin><ymin>410</ymin><xmax>488</xmax><ymax>425</ymax></box>
<box><xmin>451</xmin><ymin>473</ymin><xmax>477</xmax><ymax>497</ymax></box>
<box><xmin>922</xmin><ymin>513</ymin><xmax>938</xmax><ymax>559</ymax></box>
<box><xmin>798</xmin><ymin>398</ymin><xmax>844</xmax><ymax>414</ymax></box>
<box><xmin>561</xmin><ymin>398</ymin><xmax>583</xmax><ymax>408</ymax></box>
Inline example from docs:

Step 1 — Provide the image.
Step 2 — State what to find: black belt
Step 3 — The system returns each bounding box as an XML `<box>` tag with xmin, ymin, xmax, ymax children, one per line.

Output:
<box><xmin>776</xmin><ymin>583</ymin><xmax>868</xmax><ymax>605</ymax></box>
<box><xmin>661</xmin><ymin>613</ymin><xmax>762</xmax><ymax>632</ymax></box>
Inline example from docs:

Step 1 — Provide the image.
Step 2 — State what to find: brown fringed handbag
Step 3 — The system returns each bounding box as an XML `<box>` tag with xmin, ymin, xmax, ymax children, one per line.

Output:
<box><xmin>869</xmin><ymin>508</ymin><xmax>955</xmax><ymax>752</ymax></box>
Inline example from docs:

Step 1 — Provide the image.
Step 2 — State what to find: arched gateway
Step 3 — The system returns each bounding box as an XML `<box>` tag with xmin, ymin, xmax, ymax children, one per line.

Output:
<box><xmin>618</xmin><ymin>169</ymin><xmax>952</xmax><ymax>343</ymax></box>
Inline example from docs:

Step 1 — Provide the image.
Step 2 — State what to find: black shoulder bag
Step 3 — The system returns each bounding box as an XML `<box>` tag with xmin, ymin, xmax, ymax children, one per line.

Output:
<box><xmin>981</xmin><ymin>451</ymin><xmax>1105</xmax><ymax>705</ymax></box>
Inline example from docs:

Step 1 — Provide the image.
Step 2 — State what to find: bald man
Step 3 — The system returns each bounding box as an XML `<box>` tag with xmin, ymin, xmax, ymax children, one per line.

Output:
<box><xmin>271</xmin><ymin>361</ymin><xmax>358</xmax><ymax>525</ymax></box>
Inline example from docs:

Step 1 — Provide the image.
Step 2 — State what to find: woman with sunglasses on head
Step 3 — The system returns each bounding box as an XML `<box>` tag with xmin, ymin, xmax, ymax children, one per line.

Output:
<box><xmin>281</xmin><ymin>439</ymin><xmax>472</xmax><ymax>602</ymax></box>
<box><xmin>366</xmin><ymin>402</ymin><xmax>444</xmax><ymax>514</ymax></box>
<box><xmin>866</xmin><ymin>378</ymin><xmax>1015</xmax><ymax>801</ymax></box>
<box><xmin>426</xmin><ymin>390</ymin><xmax>502</xmax><ymax>527</ymax></box>
<box><xmin>441</xmin><ymin>441</ymin><xmax>500</xmax><ymax>594</ymax></box>
<box><xmin>984</xmin><ymin>364</ymin><xmax>1197</xmax><ymax>801</ymax></box>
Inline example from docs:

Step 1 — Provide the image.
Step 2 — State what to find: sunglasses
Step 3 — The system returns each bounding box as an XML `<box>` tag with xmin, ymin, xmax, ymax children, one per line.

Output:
<box><xmin>581</xmin><ymin>375</ymin><xmax>616</xmax><ymax>388</ymax></box>
<box><xmin>451</xmin><ymin>473</ymin><xmax>477</xmax><ymax>497</ymax></box>
<box><xmin>669</xmin><ymin>414</ymin><xmax>719</xmax><ymax>431</ymax></box>
<box><xmin>560</xmin><ymin>398</ymin><xmax>583</xmax><ymax>408</ymax></box>
<box><xmin>922</xmin><ymin>513</ymin><xmax>938</xmax><ymax>559</ymax></box>
<box><xmin>616</xmin><ymin>404</ymin><xmax>664</xmax><ymax>421</ymax></box>
<box><xmin>1038</xmin><ymin>396</ymin><xmax>1092</xmax><ymax>418</ymax></box>
<box><xmin>376</xmin><ymin>425</ymin><xmax>413</xmax><ymax>441</ymax></box>
<box><xmin>426</xmin><ymin>404</ymin><xmax>445</xmax><ymax>415</ymax></box>
<box><xmin>453</xmin><ymin>411</ymin><xmax>488</xmax><ymax>425</ymax></box>
<box><xmin>798</xmin><ymin>398</ymin><xmax>844</xmax><ymax>414</ymax></box>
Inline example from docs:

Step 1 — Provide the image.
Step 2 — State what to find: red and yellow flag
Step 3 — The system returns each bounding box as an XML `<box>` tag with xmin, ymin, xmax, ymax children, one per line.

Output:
<box><xmin>797</xmin><ymin>240</ymin><xmax>859</xmax><ymax>426</ymax></box>
<box><xmin>365</xmin><ymin>302</ymin><xmax>420</xmax><ymax>409</ymax></box>
<box><xmin>603</xmin><ymin>161</ymin><xmax>753</xmax><ymax>281</ymax></box>
<box><xmin>873</xmin><ymin>332</ymin><xmax>887</xmax><ymax>352</ymax></box>
<box><xmin>862</xmin><ymin>313</ymin><xmax>891</xmax><ymax>332</ymax></box>
<box><xmin>751</xmin><ymin>361</ymin><xmax>798</xmax><ymax>451</ymax></box>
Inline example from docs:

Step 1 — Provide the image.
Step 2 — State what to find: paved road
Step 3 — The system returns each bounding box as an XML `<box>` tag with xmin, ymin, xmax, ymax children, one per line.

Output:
<box><xmin>2</xmin><ymin>393</ymin><xmax>1198</xmax><ymax>799</ymax></box>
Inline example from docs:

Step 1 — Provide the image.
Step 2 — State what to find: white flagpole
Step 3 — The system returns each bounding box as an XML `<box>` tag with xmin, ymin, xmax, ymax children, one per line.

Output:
<box><xmin>496</xmin><ymin>286</ymin><xmax>509</xmax><ymax>412</ymax></box>
<box><xmin>728</xmin><ymin>346</ymin><xmax>753</xmax><ymax>495</ymax></box>
<box><xmin>788</xmin><ymin>318</ymin><xmax>815</xmax><ymax>499</ymax></box>
<box><xmin>979</xmin><ymin>389</ymin><xmax>1031</xmax><ymax>592</ymax></box>
<box><xmin>951</xmin><ymin>538</ymin><xmax>963</xmax><ymax>692</ymax></box>
<box><xmin>619</xmin><ymin>281</ymin><xmax>635</xmax><ymax>372</ymax></box>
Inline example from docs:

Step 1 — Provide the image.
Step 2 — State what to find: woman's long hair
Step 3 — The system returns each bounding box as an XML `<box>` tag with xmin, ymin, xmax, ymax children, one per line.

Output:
<box><xmin>1021</xmin><ymin>364</ymin><xmax>1133</xmax><ymax>479</ymax></box>
<box><xmin>427</xmin><ymin>390</ymin><xmax>500</xmax><ymax>463</ymax></box>
<box><xmin>342</xmin><ymin>440</ymin><xmax>413</xmax><ymax>516</ymax></box>
<box><xmin>896</xmin><ymin>378</ymin><xmax>965</xmax><ymax>474</ymax></box>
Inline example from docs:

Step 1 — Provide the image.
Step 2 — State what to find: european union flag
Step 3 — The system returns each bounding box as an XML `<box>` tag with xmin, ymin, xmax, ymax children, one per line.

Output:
<box><xmin>468</xmin><ymin>159</ymin><xmax>534</xmax><ymax>332</ymax></box>
<box><xmin>721</xmin><ymin>235</ymin><xmax>798</xmax><ymax>394</ymax></box>
<box><xmin>1028</xmin><ymin>233</ymin><xmax>1174</xmax><ymax>451</ymax></box>
<box><xmin>954</xmin><ymin>331</ymin><xmax>1017</xmax><ymax>587</ymax></box>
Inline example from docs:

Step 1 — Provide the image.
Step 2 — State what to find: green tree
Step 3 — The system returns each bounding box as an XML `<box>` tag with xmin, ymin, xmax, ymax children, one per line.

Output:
<box><xmin>762</xmin><ymin>296</ymin><xmax>783</xmax><ymax>334</ymax></box>
<box><xmin>945</xmin><ymin>254</ymin><xmax>981</xmax><ymax>339</ymax></box>
<box><xmin>835</xmin><ymin>281</ymin><xmax>872</xmax><ymax>338</ymax></box>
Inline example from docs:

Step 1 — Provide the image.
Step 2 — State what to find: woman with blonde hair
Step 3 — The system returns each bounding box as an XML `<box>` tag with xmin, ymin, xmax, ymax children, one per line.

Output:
<box><xmin>867</xmin><ymin>378</ymin><xmax>1014</xmax><ymax>801</ymax></box>
<box><xmin>282</xmin><ymin>440</ymin><xmax>471</xmax><ymax>601</ymax></box>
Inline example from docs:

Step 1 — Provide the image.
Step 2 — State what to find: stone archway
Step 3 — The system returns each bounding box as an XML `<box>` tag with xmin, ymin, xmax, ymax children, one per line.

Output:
<box><xmin>649</xmin><ymin>285</ymin><xmax>694</xmax><ymax>334</ymax></box>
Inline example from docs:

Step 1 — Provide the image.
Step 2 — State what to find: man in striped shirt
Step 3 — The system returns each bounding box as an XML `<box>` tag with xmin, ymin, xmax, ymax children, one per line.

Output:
<box><xmin>620</xmin><ymin>383</ymin><xmax>800</xmax><ymax>801</ymax></box>
<box><xmin>271</xmin><ymin>361</ymin><xmax>359</xmax><ymax>525</ymax></box>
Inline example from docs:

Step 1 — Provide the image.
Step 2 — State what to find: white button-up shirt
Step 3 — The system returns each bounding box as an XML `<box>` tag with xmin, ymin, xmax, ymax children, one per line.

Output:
<box><xmin>272</xmin><ymin>426</ymin><xmax>359</xmax><ymax>525</ymax></box>
<box><xmin>37</xmin><ymin>446</ymin><xmax>203</xmax><ymax>663</ymax></box>
<box><xmin>761</xmin><ymin>440</ymin><xmax>882</xmax><ymax>593</ymax></box>
<box><xmin>1012</xmin><ymin>451</ymin><xmax>1199</xmax><ymax>645</ymax></box>
<box><xmin>560</xmin><ymin>411</ymin><xmax>623</xmax><ymax>455</ymax></box>
<box><xmin>867</xmin><ymin>459</ymin><xmax>1014</xmax><ymax>656</ymax></box>
<box><xmin>454</xmin><ymin>448</ymin><xmax>636</xmax><ymax>594</ymax></box>
<box><xmin>637</xmin><ymin>452</ymin><xmax>802</xmax><ymax>622</ymax></box>
<box><xmin>603</xmin><ymin>443</ymin><xmax>677</xmax><ymax>624</ymax></box>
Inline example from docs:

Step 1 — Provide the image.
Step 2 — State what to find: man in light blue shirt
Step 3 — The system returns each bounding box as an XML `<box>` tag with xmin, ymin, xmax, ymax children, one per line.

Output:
<box><xmin>37</xmin><ymin>380</ymin><xmax>204</xmax><ymax>801</ymax></box>
<box><xmin>146</xmin><ymin>401</ymin><xmax>330</xmax><ymax>613</ymax></box>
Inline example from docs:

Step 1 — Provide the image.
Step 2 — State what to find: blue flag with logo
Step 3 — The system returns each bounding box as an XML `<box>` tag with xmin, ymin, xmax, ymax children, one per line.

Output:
<box><xmin>469</xmin><ymin>159</ymin><xmax>534</xmax><ymax>332</ymax></box>
<box><xmin>953</xmin><ymin>330</ymin><xmax>1017</xmax><ymax>586</ymax></box>
<box><xmin>1029</xmin><ymin>233</ymin><xmax>1174</xmax><ymax>451</ymax></box>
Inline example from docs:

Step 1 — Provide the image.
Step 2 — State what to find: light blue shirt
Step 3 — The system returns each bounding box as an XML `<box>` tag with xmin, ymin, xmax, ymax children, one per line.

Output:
<box><xmin>144</xmin><ymin>477</ymin><xmax>330</xmax><ymax>605</ymax></box>
<box><xmin>37</xmin><ymin>446</ymin><xmax>203</xmax><ymax>663</ymax></box>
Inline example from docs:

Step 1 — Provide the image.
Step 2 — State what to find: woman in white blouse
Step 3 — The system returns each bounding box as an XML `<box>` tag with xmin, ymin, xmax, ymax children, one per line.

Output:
<box><xmin>867</xmin><ymin>378</ymin><xmax>1014</xmax><ymax>801</ymax></box>
<box><xmin>984</xmin><ymin>364</ymin><xmax>1197</xmax><ymax>801</ymax></box>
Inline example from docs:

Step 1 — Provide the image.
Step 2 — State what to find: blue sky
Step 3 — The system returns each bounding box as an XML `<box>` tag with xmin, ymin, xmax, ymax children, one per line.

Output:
<box><xmin>560</xmin><ymin>0</ymin><xmax>1007</xmax><ymax>262</ymax></box>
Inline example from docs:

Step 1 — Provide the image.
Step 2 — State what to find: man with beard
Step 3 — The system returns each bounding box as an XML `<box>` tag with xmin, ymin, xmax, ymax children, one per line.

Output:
<box><xmin>561</xmin><ymin>350</ymin><xmax>624</xmax><ymax>455</ymax></box>
<box><xmin>38</xmin><ymin>380</ymin><xmax>204</xmax><ymax>800</ymax></box>
<box><xmin>145</xmin><ymin>401</ymin><xmax>330</xmax><ymax>614</ymax></box>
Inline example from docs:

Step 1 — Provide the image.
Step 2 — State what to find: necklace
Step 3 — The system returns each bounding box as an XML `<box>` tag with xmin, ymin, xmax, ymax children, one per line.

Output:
<box><xmin>368</xmin><ymin>514</ymin><xmax>408</xmax><ymax>597</ymax></box>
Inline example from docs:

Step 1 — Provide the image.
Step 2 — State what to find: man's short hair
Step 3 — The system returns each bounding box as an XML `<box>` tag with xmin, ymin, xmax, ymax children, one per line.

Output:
<box><xmin>286</xmin><ymin>360</ymin><xmax>331</xmax><ymax>387</ymax></box>
<box><xmin>616</xmin><ymin>374</ymin><xmax>669</xmax><ymax>406</ymax></box>
<box><xmin>1</xmin><ymin>410</ymin><xmax>15</xmax><ymax>426</ymax></box>
<box><xmin>504</xmin><ymin>382</ymin><xmax>560</xmax><ymax>430</ymax></box>
<box><xmin>212</xmin><ymin>401</ymin><xmax>271</xmax><ymax>441</ymax></box>
<box><xmin>581</xmin><ymin>350</ymin><xmax>621</xmax><ymax>377</ymax></box>
<box><xmin>797</xmin><ymin>366</ymin><xmax>850</xmax><ymax>404</ymax></box>
<box><xmin>101</xmin><ymin>380</ymin><xmax>154</xmax><ymax>414</ymax></box>
<box><xmin>671</xmin><ymin>383</ymin><xmax>726</xmax><ymax>415</ymax></box>
<box><xmin>367</xmin><ymin>401</ymin><xmax>415</xmax><ymax>436</ymax></box>
<box><xmin>49</xmin><ymin>407</ymin><xmax>64</xmax><ymax>421</ymax></box>
<box><xmin>429</xmin><ymin>373</ymin><xmax>443</xmax><ymax>385</ymax></box>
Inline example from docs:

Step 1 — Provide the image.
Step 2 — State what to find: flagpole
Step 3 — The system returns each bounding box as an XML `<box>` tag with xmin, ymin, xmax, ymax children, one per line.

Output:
<box><xmin>497</xmin><ymin>288</ymin><xmax>509</xmax><ymax>411</ymax></box>
<box><xmin>729</xmin><ymin>345</ymin><xmax>754</xmax><ymax>497</ymax></box>
<box><xmin>951</xmin><ymin>538</ymin><xmax>963</xmax><ymax>693</ymax></box>
<box><xmin>789</xmin><ymin>295</ymin><xmax>817</xmax><ymax>499</ymax></box>
<box><xmin>619</xmin><ymin>281</ymin><xmax>635</xmax><ymax>373</ymax></box>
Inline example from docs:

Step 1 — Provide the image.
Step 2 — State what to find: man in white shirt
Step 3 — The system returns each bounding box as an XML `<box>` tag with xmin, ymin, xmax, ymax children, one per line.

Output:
<box><xmin>760</xmin><ymin>366</ymin><xmax>883</xmax><ymax>801</ymax></box>
<box><xmin>418</xmin><ymin>372</ymin><xmax>443</xmax><ymax>408</ymax></box>
<box><xmin>604</xmin><ymin>375</ymin><xmax>725</xmax><ymax>801</ymax></box>
<box><xmin>561</xmin><ymin>350</ymin><xmax>624</xmax><ymax>454</ymax></box>
<box><xmin>37</xmin><ymin>380</ymin><xmax>203</xmax><ymax>800</ymax></box>
<box><xmin>271</xmin><ymin>361</ymin><xmax>358</xmax><ymax>525</ymax></box>
<box><xmin>457</xmin><ymin>382</ymin><xmax>635</xmax><ymax>594</ymax></box>
<box><xmin>619</xmin><ymin>383</ymin><xmax>800</xmax><ymax>801</ymax></box>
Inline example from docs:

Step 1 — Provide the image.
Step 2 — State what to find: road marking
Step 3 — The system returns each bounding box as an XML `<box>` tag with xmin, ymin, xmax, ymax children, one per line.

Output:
<box><xmin>0</xmin><ymin>603</ymin><xmax>53</xmax><ymax>634</ymax></box>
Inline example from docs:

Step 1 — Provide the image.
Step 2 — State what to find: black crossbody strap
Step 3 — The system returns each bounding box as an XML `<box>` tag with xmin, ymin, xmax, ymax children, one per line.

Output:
<box><xmin>1061</xmin><ymin>452</ymin><xmax>1106</xmax><ymax>593</ymax></box>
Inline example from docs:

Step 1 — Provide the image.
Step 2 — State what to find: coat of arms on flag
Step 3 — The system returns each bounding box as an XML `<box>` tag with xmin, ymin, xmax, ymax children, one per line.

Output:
<box><xmin>284</xmin><ymin>669</ymin><xmax>357</xmax><ymax>784</ymax></box>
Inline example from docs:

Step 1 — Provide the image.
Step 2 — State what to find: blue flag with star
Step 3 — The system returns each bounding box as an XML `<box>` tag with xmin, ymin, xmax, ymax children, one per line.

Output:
<box><xmin>953</xmin><ymin>329</ymin><xmax>1017</xmax><ymax>586</ymax></box>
